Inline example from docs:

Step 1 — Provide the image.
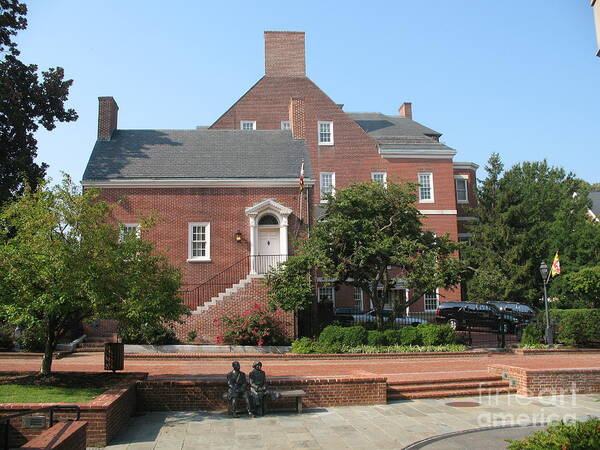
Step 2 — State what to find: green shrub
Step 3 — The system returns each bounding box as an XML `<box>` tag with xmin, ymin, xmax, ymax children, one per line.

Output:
<box><xmin>399</xmin><ymin>326</ymin><xmax>421</xmax><ymax>345</ymax></box>
<box><xmin>319</xmin><ymin>325</ymin><xmax>367</xmax><ymax>347</ymax></box>
<box><xmin>383</xmin><ymin>329</ymin><xmax>403</xmax><ymax>345</ymax></box>
<box><xmin>119</xmin><ymin>323</ymin><xmax>179</xmax><ymax>345</ymax></box>
<box><xmin>417</xmin><ymin>323</ymin><xmax>457</xmax><ymax>346</ymax></box>
<box><xmin>291</xmin><ymin>337</ymin><xmax>318</xmax><ymax>354</ymax></box>
<box><xmin>186</xmin><ymin>330</ymin><xmax>198</xmax><ymax>344</ymax></box>
<box><xmin>549</xmin><ymin>309</ymin><xmax>600</xmax><ymax>347</ymax></box>
<box><xmin>507</xmin><ymin>418</ymin><xmax>600</xmax><ymax>449</ymax></box>
<box><xmin>16</xmin><ymin>326</ymin><xmax>46</xmax><ymax>352</ymax></box>
<box><xmin>520</xmin><ymin>323</ymin><xmax>543</xmax><ymax>346</ymax></box>
<box><xmin>319</xmin><ymin>325</ymin><xmax>345</xmax><ymax>344</ymax></box>
<box><xmin>343</xmin><ymin>326</ymin><xmax>368</xmax><ymax>347</ymax></box>
<box><xmin>367</xmin><ymin>330</ymin><xmax>387</xmax><ymax>346</ymax></box>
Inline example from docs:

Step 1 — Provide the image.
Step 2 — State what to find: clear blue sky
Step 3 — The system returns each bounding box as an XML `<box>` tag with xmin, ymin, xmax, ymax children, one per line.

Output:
<box><xmin>15</xmin><ymin>1</ymin><xmax>600</xmax><ymax>184</ymax></box>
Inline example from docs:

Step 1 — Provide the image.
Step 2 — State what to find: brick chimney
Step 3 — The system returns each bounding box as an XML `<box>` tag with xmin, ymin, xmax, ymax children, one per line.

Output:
<box><xmin>264</xmin><ymin>31</ymin><xmax>305</xmax><ymax>77</ymax></box>
<box><xmin>288</xmin><ymin>97</ymin><xmax>306</xmax><ymax>139</ymax></box>
<box><xmin>98</xmin><ymin>96</ymin><xmax>119</xmax><ymax>140</ymax></box>
<box><xmin>398</xmin><ymin>102</ymin><xmax>412</xmax><ymax>120</ymax></box>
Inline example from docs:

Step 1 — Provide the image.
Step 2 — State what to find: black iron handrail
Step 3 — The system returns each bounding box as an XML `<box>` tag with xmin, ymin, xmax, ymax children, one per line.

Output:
<box><xmin>179</xmin><ymin>254</ymin><xmax>288</xmax><ymax>309</ymax></box>
<box><xmin>1</xmin><ymin>404</ymin><xmax>80</xmax><ymax>450</ymax></box>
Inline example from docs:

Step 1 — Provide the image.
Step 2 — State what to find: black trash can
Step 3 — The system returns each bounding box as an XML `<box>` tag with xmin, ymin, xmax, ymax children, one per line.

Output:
<box><xmin>104</xmin><ymin>342</ymin><xmax>124</xmax><ymax>372</ymax></box>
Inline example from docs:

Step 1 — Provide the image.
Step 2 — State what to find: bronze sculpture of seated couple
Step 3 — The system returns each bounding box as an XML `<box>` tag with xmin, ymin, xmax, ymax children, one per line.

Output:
<box><xmin>226</xmin><ymin>361</ymin><xmax>276</xmax><ymax>417</ymax></box>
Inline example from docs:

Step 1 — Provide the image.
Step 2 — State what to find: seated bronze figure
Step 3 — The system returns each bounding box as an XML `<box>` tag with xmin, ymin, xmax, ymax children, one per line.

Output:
<box><xmin>226</xmin><ymin>361</ymin><xmax>252</xmax><ymax>417</ymax></box>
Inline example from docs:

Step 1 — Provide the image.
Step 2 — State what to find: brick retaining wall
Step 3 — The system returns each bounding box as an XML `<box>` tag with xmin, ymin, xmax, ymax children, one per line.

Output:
<box><xmin>488</xmin><ymin>364</ymin><xmax>600</xmax><ymax>396</ymax></box>
<box><xmin>21</xmin><ymin>421</ymin><xmax>87</xmax><ymax>450</ymax></box>
<box><xmin>0</xmin><ymin>383</ymin><xmax>138</xmax><ymax>448</ymax></box>
<box><xmin>137</xmin><ymin>376</ymin><xmax>387</xmax><ymax>411</ymax></box>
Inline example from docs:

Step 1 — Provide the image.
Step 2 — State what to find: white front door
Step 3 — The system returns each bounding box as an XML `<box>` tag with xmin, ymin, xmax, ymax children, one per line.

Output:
<box><xmin>257</xmin><ymin>228</ymin><xmax>280</xmax><ymax>274</ymax></box>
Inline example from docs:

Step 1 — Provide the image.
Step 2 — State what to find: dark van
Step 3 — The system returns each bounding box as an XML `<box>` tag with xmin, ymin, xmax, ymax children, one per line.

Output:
<box><xmin>435</xmin><ymin>302</ymin><xmax>519</xmax><ymax>333</ymax></box>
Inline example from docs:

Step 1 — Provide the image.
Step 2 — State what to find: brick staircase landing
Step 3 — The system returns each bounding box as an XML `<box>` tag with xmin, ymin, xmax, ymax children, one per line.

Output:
<box><xmin>75</xmin><ymin>334</ymin><xmax>117</xmax><ymax>352</ymax></box>
<box><xmin>387</xmin><ymin>375</ymin><xmax>516</xmax><ymax>400</ymax></box>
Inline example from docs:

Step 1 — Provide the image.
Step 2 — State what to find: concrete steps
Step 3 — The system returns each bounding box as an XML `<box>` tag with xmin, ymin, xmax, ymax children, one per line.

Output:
<box><xmin>192</xmin><ymin>274</ymin><xmax>265</xmax><ymax>314</ymax></box>
<box><xmin>387</xmin><ymin>375</ymin><xmax>516</xmax><ymax>400</ymax></box>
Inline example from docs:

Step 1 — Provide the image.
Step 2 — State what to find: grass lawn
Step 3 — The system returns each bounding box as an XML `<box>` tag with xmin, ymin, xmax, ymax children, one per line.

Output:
<box><xmin>0</xmin><ymin>372</ymin><xmax>143</xmax><ymax>404</ymax></box>
<box><xmin>0</xmin><ymin>384</ymin><xmax>105</xmax><ymax>403</ymax></box>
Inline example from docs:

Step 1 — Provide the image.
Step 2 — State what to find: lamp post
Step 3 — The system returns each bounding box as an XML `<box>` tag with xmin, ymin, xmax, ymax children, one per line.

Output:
<box><xmin>539</xmin><ymin>261</ymin><xmax>554</xmax><ymax>347</ymax></box>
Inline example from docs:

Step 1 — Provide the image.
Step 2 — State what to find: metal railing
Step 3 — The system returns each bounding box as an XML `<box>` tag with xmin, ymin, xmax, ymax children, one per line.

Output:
<box><xmin>179</xmin><ymin>254</ymin><xmax>288</xmax><ymax>309</ymax></box>
<box><xmin>1</xmin><ymin>405</ymin><xmax>80</xmax><ymax>450</ymax></box>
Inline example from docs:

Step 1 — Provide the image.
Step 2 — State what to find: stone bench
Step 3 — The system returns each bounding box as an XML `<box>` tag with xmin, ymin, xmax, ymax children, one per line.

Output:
<box><xmin>222</xmin><ymin>389</ymin><xmax>307</xmax><ymax>414</ymax></box>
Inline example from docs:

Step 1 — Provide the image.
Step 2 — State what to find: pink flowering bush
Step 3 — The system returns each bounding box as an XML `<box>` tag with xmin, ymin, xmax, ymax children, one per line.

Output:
<box><xmin>218</xmin><ymin>303</ymin><xmax>286</xmax><ymax>346</ymax></box>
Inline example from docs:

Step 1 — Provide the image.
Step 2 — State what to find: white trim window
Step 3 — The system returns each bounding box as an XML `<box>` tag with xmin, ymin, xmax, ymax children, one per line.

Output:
<box><xmin>320</xmin><ymin>172</ymin><xmax>335</xmax><ymax>201</ymax></box>
<box><xmin>371</xmin><ymin>172</ymin><xmax>387</xmax><ymax>185</ymax></box>
<box><xmin>318</xmin><ymin>121</ymin><xmax>334</xmax><ymax>145</ymax></box>
<box><xmin>353</xmin><ymin>287</ymin><xmax>364</xmax><ymax>310</ymax></box>
<box><xmin>188</xmin><ymin>222</ymin><xmax>210</xmax><ymax>261</ymax></box>
<box><xmin>119</xmin><ymin>223</ymin><xmax>139</xmax><ymax>241</ymax></box>
<box><xmin>418</xmin><ymin>172</ymin><xmax>434</xmax><ymax>203</ymax></box>
<box><xmin>240</xmin><ymin>120</ymin><xmax>256</xmax><ymax>131</ymax></box>
<box><xmin>455</xmin><ymin>176</ymin><xmax>468</xmax><ymax>204</ymax></box>
<box><xmin>318</xmin><ymin>286</ymin><xmax>335</xmax><ymax>304</ymax></box>
<box><xmin>424</xmin><ymin>292</ymin><xmax>439</xmax><ymax>311</ymax></box>
<box><xmin>281</xmin><ymin>121</ymin><xmax>291</xmax><ymax>130</ymax></box>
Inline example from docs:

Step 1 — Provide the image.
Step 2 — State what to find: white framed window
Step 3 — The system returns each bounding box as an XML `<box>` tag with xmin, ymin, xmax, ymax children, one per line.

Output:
<box><xmin>119</xmin><ymin>223</ymin><xmax>139</xmax><ymax>241</ymax></box>
<box><xmin>455</xmin><ymin>176</ymin><xmax>468</xmax><ymax>204</ymax></box>
<box><xmin>318</xmin><ymin>121</ymin><xmax>334</xmax><ymax>145</ymax></box>
<box><xmin>418</xmin><ymin>172</ymin><xmax>434</xmax><ymax>203</ymax></box>
<box><xmin>188</xmin><ymin>222</ymin><xmax>210</xmax><ymax>262</ymax></box>
<box><xmin>281</xmin><ymin>121</ymin><xmax>291</xmax><ymax>130</ymax></box>
<box><xmin>240</xmin><ymin>120</ymin><xmax>256</xmax><ymax>131</ymax></box>
<box><xmin>371</xmin><ymin>172</ymin><xmax>387</xmax><ymax>185</ymax></box>
<box><xmin>353</xmin><ymin>287</ymin><xmax>364</xmax><ymax>310</ymax></box>
<box><xmin>318</xmin><ymin>286</ymin><xmax>335</xmax><ymax>304</ymax></box>
<box><xmin>424</xmin><ymin>292</ymin><xmax>439</xmax><ymax>311</ymax></box>
<box><xmin>320</xmin><ymin>172</ymin><xmax>335</xmax><ymax>201</ymax></box>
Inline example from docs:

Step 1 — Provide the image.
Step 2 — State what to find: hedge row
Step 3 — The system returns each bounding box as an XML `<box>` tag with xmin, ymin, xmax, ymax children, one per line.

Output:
<box><xmin>522</xmin><ymin>309</ymin><xmax>600</xmax><ymax>347</ymax></box>
<box><xmin>291</xmin><ymin>323</ymin><xmax>459</xmax><ymax>354</ymax></box>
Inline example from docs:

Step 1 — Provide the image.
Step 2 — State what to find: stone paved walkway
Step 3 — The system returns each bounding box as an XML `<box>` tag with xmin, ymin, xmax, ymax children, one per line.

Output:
<box><xmin>104</xmin><ymin>393</ymin><xmax>600</xmax><ymax>449</ymax></box>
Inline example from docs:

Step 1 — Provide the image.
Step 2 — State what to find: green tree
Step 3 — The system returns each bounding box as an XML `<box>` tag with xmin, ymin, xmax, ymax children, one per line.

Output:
<box><xmin>552</xmin><ymin>266</ymin><xmax>600</xmax><ymax>309</ymax></box>
<box><xmin>0</xmin><ymin>176</ymin><xmax>187</xmax><ymax>375</ymax></box>
<box><xmin>0</xmin><ymin>1</ymin><xmax>77</xmax><ymax>204</ymax></box>
<box><xmin>464</xmin><ymin>154</ymin><xmax>600</xmax><ymax>305</ymax></box>
<box><xmin>267</xmin><ymin>181</ymin><xmax>465</xmax><ymax>330</ymax></box>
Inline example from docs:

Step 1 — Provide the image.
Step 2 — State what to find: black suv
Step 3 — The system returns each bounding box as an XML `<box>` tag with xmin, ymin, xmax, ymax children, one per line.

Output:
<box><xmin>435</xmin><ymin>302</ymin><xmax>519</xmax><ymax>333</ymax></box>
<box><xmin>487</xmin><ymin>302</ymin><xmax>537</xmax><ymax>324</ymax></box>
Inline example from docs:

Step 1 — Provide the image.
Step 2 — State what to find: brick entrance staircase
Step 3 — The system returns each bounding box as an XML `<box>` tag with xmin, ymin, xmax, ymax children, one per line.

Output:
<box><xmin>75</xmin><ymin>335</ymin><xmax>116</xmax><ymax>352</ymax></box>
<box><xmin>386</xmin><ymin>375</ymin><xmax>516</xmax><ymax>400</ymax></box>
<box><xmin>175</xmin><ymin>273</ymin><xmax>293</xmax><ymax>343</ymax></box>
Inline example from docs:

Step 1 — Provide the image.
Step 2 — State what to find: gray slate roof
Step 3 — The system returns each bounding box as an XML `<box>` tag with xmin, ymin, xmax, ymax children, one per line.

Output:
<box><xmin>590</xmin><ymin>192</ymin><xmax>600</xmax><ymax>218</ymax></box>
<box><xmin>83</xmin><ymin>129</ymin><xmax>312</xmax><ymax>181</ymax></box>
<box><xmin>348</xmin><ymin>112</ymin><xmax>454</xmax><ymax>151</ymax></box>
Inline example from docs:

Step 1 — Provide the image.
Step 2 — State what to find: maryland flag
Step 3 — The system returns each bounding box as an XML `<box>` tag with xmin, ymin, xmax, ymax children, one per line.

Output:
<box><xmin>299</xmin><ymin>161</ymin><xmax>305</xmax><ymax>192</ymax></box>
<box><xmin>550</xmin><ymin>252</ymin><xmax>561</xmax><ymax>278</ymax></box>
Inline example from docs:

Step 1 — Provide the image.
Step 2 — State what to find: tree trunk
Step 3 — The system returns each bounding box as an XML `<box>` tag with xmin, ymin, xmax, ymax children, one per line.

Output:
<box><xmin>40</xmin><ymin>331</ymin><xmax>56</xmax><ymax>376</ymax></box>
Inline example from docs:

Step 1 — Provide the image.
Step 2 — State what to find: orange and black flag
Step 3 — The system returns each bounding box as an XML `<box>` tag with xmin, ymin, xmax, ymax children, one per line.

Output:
<box><xmin>299</xmin><ymin>161</ymin><xmax>305</xmax><ymax>192</ymax></box>
<box><xmin>550</xmin><ymin>252</ymin><xmax>561</xmax><ymax>278</ymax></box>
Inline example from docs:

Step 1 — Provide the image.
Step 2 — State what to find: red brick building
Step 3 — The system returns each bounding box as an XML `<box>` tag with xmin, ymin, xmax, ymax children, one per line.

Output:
<box><xmin>82</xmin><ymin>31</ymin><xmax>477</xmax><ymax>342</ymax></box>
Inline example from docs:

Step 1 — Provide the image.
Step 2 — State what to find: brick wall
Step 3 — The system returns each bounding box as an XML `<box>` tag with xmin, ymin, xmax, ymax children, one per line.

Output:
<box><xmin>98</xmin><ymin>96</ymin><xmax>118</xmax><ymax>140</ymax></box>
<box><xmin>0</xmin><ymin>382</ymin><xmax>138</xmax><ymax>448</ymax></box>
<box><xmin>488</xmin><ymin>364</ymin><xmax>600</xmax><ymax>396</ymax></box>
<box><xmin>21</xmin><ymin>421</ymin><xmax>87</xmax><ymax>450</ymax></box>
<box><xmin>137</xmin><ymin>376</ymin><xmax>387</xmax><ymax>411</ymax></box>
<box><xmin>100</xmin><ymin>187</ymin><xmax>306</xmax><ymax>287</ymax></box>
<box><xmin>173</xmin><ymin>276</ymin><xmax>295</xmax><ymax>343</ymax></box>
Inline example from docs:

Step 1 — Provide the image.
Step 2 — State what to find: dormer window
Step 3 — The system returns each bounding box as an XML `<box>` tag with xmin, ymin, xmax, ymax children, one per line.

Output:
<box><xmin>240</xmin><ymin>121</ymin><xmax>256</xmax><ymax>130</ymax></box>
